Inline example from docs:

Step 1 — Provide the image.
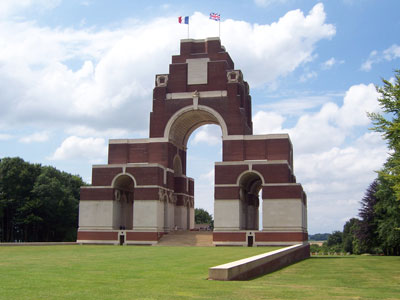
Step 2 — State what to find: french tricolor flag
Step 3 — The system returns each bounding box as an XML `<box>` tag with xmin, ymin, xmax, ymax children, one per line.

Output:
<box><xmin>178</xmin><ymin>16</ymin><xmax>189</xmax><ymax>24</ymax></box>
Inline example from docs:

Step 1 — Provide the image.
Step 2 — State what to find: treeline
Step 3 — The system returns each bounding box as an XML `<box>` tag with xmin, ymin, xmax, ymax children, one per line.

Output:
<box><xmin>312</xmin><ymin>70</ymin><xmax>400</xmax><ymax>256</ymax></box>
<box><xmin>309</xmin><ymin>233</ymin><xmax>330</xmax><ymax>241</ymax></box>
<box><xmin>194</xmin><ymin>208</ymin><xmax>213</xmax><ymax>224</ymax></box>
<box><xmin>311</xmin><ymin>178</ymin><xmax>399</xmax><ymax>255</ymax></box>
<box><xmin>0</xmin><ymin>157</ymin><xmax>85</xmax><ymax>242</ymax></box>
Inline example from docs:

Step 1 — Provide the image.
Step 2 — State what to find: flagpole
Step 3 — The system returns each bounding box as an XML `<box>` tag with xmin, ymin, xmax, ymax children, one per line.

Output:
<box><xmin>209</xmin><ymin>13</ymin><xmax>221</xmax><ymax>37</ymax></box>
<box><xmin>188</xmin><ymin>23</ymin><xmax>189</xmax><ymax>39</ymax></box>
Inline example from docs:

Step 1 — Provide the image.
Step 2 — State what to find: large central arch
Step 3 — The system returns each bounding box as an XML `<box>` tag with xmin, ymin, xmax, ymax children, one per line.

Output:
<box><xmin>164</xmin><ymin>105</ymin><xmax>228</xmax><ymax>148</ymax></box>
<box><xmin>78</xmin><ymin>37</ymin><xmax>308</xmax><ymax>246</ymax></box>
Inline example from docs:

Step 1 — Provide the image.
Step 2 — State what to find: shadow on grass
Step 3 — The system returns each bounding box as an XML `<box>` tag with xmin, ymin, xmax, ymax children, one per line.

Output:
<box><xmin>310</xmin><ymin>256</ymin><xmax>355</xmax><ymax>259</ymax></box>
<box><xmin>210</xmin><ymin>255</ymin><xmax>357</xmax><ymax>282</ymax></box>
<box><xmin>241</xmin><ymin>256</ymin><xmax>356</xmax><ymax>281</ymax></box>
<box><xmin>243</xmin><ymin>257</ymin><xmax>311</xmax><ymax>281</ymax></box>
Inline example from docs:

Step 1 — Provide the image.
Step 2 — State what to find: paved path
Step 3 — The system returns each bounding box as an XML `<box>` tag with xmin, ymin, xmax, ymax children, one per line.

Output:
<box><xmin>157</xmin><ymin>231</ymin><xmax>213</xmax><ymax>246</ymax></box>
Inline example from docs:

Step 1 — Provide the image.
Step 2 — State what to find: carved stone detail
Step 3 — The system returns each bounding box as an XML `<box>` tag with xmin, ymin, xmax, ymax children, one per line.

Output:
<box><xmin>156</xmin><ymin>74</ymin><xmax>168</xmax><ymax>87</ymax></box>
<box><xmin>114</xmin><ymin>189</ymin><xmax>121</xmax><ymax>201</ymax></box>
<box><xmin>168</xmin><ymin>191</ymin><xmax>174</xmax><ymax>203</ymax></box>
<box><xmin>192</xmin><ymin>90</ymin><xmax>199</xmax><ymax>98</ymax></box>
<box><xmin>158</xmin><ymin>189</ymin><xmax>165</xmax><ymax>202</ymax></box>
<box><xmin>227</xmin><ymin>70</ymin><xmax>243</xmax><ymax>83</ymax></box>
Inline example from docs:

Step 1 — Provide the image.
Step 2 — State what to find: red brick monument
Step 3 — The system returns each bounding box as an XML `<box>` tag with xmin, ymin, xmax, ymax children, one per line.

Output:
<box><xmin>77</xmin><ymin>37</ymin><xmax>308</xmax><ymax>246</ymax></box>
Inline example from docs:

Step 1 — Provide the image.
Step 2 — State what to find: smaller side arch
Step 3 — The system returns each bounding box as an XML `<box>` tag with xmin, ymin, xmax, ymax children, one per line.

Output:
<box><xmin>173</xmin><ymin>154</ymin><xmax>183</xmax><ymax>177</ymax></box>
<box><xmin>111</xmin><ymin>172</ymin><xmax>137</xmax><ymax>188</ymax></box>
<box><xmin>111</xmin><ymin>173</ymin><xmax>135</xmax><ymax>231</ymax></box>
<box><xmin>237</xmin><ymin>170</ymin><xmax>264</xmax><ymax>231</ymax></box>
<box><xmin>236</xmin><ymin>170</ymin><xmax>266</xmax><ymax>186</ymax></box>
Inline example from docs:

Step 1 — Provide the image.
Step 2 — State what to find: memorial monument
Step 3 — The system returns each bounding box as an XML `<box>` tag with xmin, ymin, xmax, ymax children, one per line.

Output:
<box><xmin>77</xmin><ymin>37</ymin><xmax>308</xmax><ymax>246</ymax></box>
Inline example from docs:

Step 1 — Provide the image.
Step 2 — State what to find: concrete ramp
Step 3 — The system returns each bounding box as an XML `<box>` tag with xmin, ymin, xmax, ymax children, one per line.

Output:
<box><xmin>157</xmin><ymin>231</ymin><xmax>213</xmax><ymax>247</ymax></box>
<box><xmin>209</xmin><ymin>243</ymin><xmax>310</xmax><ymax>280</ymax></box>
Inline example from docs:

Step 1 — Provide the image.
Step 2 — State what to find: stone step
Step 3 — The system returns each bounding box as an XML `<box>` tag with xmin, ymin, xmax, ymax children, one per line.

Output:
<box><xmin>157</xmin><ymin>231</ymin><xmax>213</xmax><ymax>247</ymax></box>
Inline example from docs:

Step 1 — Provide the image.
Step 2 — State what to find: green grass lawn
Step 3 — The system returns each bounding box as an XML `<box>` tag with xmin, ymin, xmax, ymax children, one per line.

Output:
<box><xmin>0</xmin><ymin>246</ymin><xmax>399</xmax><ymax>300</ymax></box>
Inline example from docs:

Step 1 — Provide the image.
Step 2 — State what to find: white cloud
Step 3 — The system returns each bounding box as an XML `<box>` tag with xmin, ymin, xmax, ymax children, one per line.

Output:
<box><xmin>253</xmin><ymin>83</ymin><xmax>386</xmax><ymax>233</ymax></box>
<box><xmin>257</xmin><ymin>95</ymin><xmax>331</xmax><ymax>116</ymax></box>
<box><xmin>335</xmin><ymin>83</ymin><xmax>380</xmax><ymax>128</ymax></box>
<box><xmin>64</xmin><ymin>126</ymin><xmax>131</xmax><ymax>138</ymax></box>
<box><xmin>323</xmin><ymin>57</ymin><xmax>336</xmax><ymax>69</ymax></box>
<box><xmin>253</xmin><ymin>111</ymin><xmax>285</xmax><ymax>134</ymax></box>
<box><xmin>222</xmin><ymin>3</ymin><xmax>335</xmax><ymax>86</ymax></box>
<box><xmin>0</xmin><ymin>133</ymin><xmax>13</xmax><ymax>140</ymax></box>
<box><xmin>361</xmin><ymin>44</ymin><xmax>400</xmax><ymax>71</ymax></box>
<box><xmin>194</xmin><ymin>166</ymin><xmax>214</xmax><ymax>214</ymax></box>
<box><xmin>195</xmin><ymin>168</ymin><xmax>216</xmax><ymax>216</ymax></box>
<box><xmin>199</xmin><ymin>169</ymin><xmax>214</xmax><ymax>183</ymax></box>
<box><xmin>0</xmin><ymin>4</ymin><xmax>335</xmax><ymax>135</ymax></box>
<box><xmin>383</xmin><ymin>44</ymin><xmax>400</xmax><ymax>61</ymax></box>
<box><xmin>0</xmin><ymin>0</ymin><xmax>61</xmax><ymax>17</ymax></box>
<box><xmin>300</xmin><ymin>71</ymin><xmax>317</xmax><ymax>82</ymax></box>
<box><xmin>295</xmin><ymin>134</ymin><xmax>386</xmax><ymax>184</ymax></box>
<box><xmin>322</xmin><ymin>57</ymin><xmax>344</xmax><ymax>69</ymax></box>
<box><xmin>254</xmin><ymin>0</ymin><xmax>288</xmax><ymax>7</ymax></box>
<box><xmin>190</xmin><ymin>125</ymin><xmax>222</xmax><ymax>146</ymax></box>
<box><xmin>194</xmin><ymin>181</ymin><xmax>215</xmax><ymax>217</ymax></box>
<box><xmin>49</xmin><ymin>136</ymin><xmax>107</xmax><ymax>162</ymax></box>
<box><xmin>80</xmin><ymin>1</ymin><xmax>92</xmax><ymax>7</ymax></box>
<box><xmin>361</xmin><ymin>50</ymin><xmax>377</xmax><ymax>71</ymax></box>
<box><xmin>254</xmin><ymin>83</ymin><xmax>380</xmax><ymax>153</ymax></box>
<box><xmin>0</xmin><ymin>3</ymin><xmax>346</xmax><ymax>233</ymax></box>
<box><xmin>295</xmin><ymin>131</ymin><xmax>387</xmax><ymax>233</ymax></box>
<box><xmin>289</xmin><ymin>102</ymin><xmax>344</xmax><ymax>152</ymax></box>
<box><xmin>19</xmin><ymin>131</ymin><xmax>50</xmax><ymax>143</ymax></box>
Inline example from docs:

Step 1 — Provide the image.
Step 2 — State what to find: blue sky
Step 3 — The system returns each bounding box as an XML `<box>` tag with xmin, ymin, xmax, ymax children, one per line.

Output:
<box><xmin>0</xmin><ymin>0</ymin><xmax>399</xmax><ymax>234</ymax></box>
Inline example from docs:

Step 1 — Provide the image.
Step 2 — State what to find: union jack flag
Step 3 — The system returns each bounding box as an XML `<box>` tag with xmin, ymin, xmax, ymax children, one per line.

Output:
<box><xmin>209</xmin><ymin>12</ymin><xmax>220</xmax><ymax>21</ymax></box>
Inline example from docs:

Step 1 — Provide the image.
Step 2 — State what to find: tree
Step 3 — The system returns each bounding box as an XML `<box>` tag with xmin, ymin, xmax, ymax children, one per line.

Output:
<box><xmin>326</xmin><ymin>230</ymin><xmax>343</xmax><ymax>248</ymax></box>
<box><xmin>367</xmin><ymin>69</ymin><xmax>400</xmax><ymax>255</ymax></box>
<box><xmin>194</xmin><ymin>208</ymin><xmax>213</xmax><ymax>224</ymax></box>
<box><xmin>342</xmin><ymin>218</ymin><xmax>360</xmax><ymax>254</ymax></box>
<box><xmin>356</xmin><ymin>180</ymin><xmax>379</xmax><ymax>254</ymax></box>
<box><xmin>0</xmin><ymin>157</ymin><xmax>41</xmax><ymax>242</ymax></box>
<box><xmin>309</xmin><ymin>233</ymin><xmax>330</xmax><ymax>241</ymax></box>
<box><xmin>0</xmin><ymin>157</ymin><xmax>84</xmax><ymax>242</ymax></box>
<box><xmin>368</xmin><ymin>69</ymin><xmax>400</xmax><ymax>197</ymax></box>
<box><xmin>322</xmin><ymin>231</ymin><xmax>343</xmax><ymax>253</ymax></box>
<box><xmin>374</xmin><ymin>173</ymin><xmax>400</xmax><ymax>255</ymax></box>
<box><xmin>28</xmin><ymin>166</ymin><xmax>82</xmax><ymax>241</ymax></box>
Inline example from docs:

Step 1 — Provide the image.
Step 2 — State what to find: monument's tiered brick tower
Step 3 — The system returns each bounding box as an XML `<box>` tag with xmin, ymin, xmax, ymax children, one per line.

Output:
<box><xmin>77</xmin><ymin>37</ymin><xmax>308</xmax><ymax>246</ymax></box>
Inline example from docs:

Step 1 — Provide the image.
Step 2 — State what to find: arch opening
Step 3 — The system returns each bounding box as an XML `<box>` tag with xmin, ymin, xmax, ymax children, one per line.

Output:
<box><xmin>239</xmin><ymin>172</ymin><xmax>262</xmax><ymax>230</ymax></box>
<box><xmin>164</xmin><ymin>106</ymin><xmax>227</xmax><ymax>149</ymax></box>
<box><xmin>167</xmin><ymin>108</ymin><xmax>224</xmax><ymax>230</ymax></box>
<box><xmin>112</xmin><ymin>174</ymin><xmax>134</xmax><ymax>230</ymax></box>
<box><xmin>187</xmin><ymin>124</ymin><xmax>222</xmax><ymax>230</ymax></box>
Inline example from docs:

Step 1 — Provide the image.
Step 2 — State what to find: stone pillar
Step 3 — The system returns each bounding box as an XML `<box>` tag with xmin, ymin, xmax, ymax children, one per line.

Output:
<box><xmin>262</xmin><ymin>198</ymin><xmax>304</xmax><ymax>232</ymax></box>
<box><xmin>79</xmin><ymin>199</ymin><xmax>114</xmax><ymax>230</ymax></box>
<box><xmin>255</xmin><ymin>183</ymin><xmax>308</xmax><ymax>246</ymax></box>
<box><xmin>214</xmin><ymin>199</ymin><xmax>241</xmax><ymax>231</ymax></box>
<box><xmin>133</xmin><ymin>200</ymin><xmax>160</xmax><ymax>231</ymax></box>
<box><xmin>174</xmin><ymin>203</ymin><xmax>186</xmax><ymax>230</ymax></box>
